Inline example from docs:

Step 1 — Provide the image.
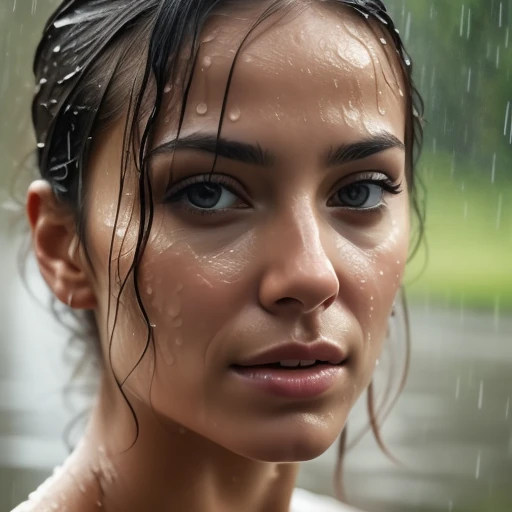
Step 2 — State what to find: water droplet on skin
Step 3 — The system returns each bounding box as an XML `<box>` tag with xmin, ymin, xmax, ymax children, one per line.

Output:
<box><xmin>146</xmin><ymin>286</ymin><xmax>153</xmax><ymax>296</ymax></box>
<box><xmin>173</xmin><ymin>318</ymin><xmax>183</xmax><ymax>328</ymax></box>
<box><xmin>196</xmin><ymin>102</ymin><xmax>208</xmax><ymax>115</ymax></box>
<box><xmin>398</xmin><ymin>88</ymin><xmax>404</xmax><ymax>97</ymax></box>
<box><xmin>150</xmin><ymin>323</ymin><xmax>156</xmax><ymax>329</ymax></box>
<box><xmin>164</xmin><ymin>84</ymin><xmax>171</xmax><ymax>93</ymax></box>
<box><xmin>380</xmin><ymin>38</ymin><xmax>387</xmax><ymax>45</ymax></box>
<box><xmin>370</xmin><ymin>296</ymin><xmax>374</xmax><ymax>301</ymax></box>
<box><xmin>228</xmin><ymin>108</ymin><xmax>241</xmax><ymax>122</ymax></box>
<box><xmin>379</xmin><ymin>270</ymin><xmax>384</xmax><ymax>276</ymax></box>
<box><xmin>333</xmin><ymin>79</ymin><xmax>339</xmax><ymax>89</ymax></box>
<box><xmin>175</xmin><ymin>337</ymin><xmax>183</xmax><ymax>346</ymax></box>
<box><xmin>202</xmin><ymin>56</ymin><xmax>212</xmax><ymax>68</ymax></box>
<box><xmin>78</xmin><ymin>484</ymin><xmax>86</xmax><ymax>494</ymax></box>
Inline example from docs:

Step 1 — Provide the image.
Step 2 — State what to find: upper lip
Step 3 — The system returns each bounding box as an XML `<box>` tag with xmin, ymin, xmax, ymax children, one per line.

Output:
<box><xmin>235</xmin><ymin>341</ymin><xmax>347</xmax><ymax>366</ymax></box>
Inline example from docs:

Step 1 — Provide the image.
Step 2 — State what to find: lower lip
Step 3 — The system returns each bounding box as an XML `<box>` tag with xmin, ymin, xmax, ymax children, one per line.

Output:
<box><xmin>231</xmin><ymin>364</ymin><xmax>345</xmax><ymax>399</ymax></box>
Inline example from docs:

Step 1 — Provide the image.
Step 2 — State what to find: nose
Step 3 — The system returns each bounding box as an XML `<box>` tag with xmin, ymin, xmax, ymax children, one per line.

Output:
<box><xmin>258</xmin><ymin>208</ymin><xmax>339</xmax><ymax>316</ymax></box>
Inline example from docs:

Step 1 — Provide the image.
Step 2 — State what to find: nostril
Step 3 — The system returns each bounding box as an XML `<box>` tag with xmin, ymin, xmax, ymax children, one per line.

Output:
<box><xmin>275</xmin><ymin>297</ymin><xmax>299</xmax><ymax>307</ymax></box>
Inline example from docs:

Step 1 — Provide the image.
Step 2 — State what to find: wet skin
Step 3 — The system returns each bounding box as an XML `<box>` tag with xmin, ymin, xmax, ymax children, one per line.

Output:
<box><xmin>27</xmin><ymin>3</ymin><xmax>408</xmax><ymax>512</ymax></box>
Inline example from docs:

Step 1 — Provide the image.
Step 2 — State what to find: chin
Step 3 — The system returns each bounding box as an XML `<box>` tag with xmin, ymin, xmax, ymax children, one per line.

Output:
<box><xmin>224</xmin><ymin>413</ymin><xmax>345</xmax><ymax>463</ymax></box>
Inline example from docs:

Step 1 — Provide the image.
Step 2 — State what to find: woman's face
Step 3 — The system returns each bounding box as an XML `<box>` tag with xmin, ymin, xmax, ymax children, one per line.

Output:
<box><xmin>84</xmin><ymin>4</ymin><xmax>408</xmax><ymax>462</ymax></box>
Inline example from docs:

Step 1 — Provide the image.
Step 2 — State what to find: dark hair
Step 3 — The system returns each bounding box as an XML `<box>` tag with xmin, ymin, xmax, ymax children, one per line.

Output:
<box><xmin>30</xmin><ymin>0</ymin><xmax>424</xmax><ymax>502</ymax></box>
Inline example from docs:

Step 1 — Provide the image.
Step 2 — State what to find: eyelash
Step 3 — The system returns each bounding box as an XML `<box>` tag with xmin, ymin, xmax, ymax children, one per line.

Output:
<box><xmin>164</xmin><ymin>172</ymin><xmax>403</xmax><ymax>215</ymax></box>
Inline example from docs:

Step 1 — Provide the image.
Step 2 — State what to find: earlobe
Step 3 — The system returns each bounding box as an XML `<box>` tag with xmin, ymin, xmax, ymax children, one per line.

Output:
<box><xmin>27</xmin><ymin>180</ymin><xmax>97</xmax><ymax>310</ymax></box>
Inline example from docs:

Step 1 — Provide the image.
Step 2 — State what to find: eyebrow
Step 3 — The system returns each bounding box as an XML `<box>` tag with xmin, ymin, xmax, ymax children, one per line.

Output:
<box><xmin>152</xmin><ymin>133</ymin><xmax>276</xmax><ymax>167</ymax></box>
<box><xmin>152</xmin><ymin>131</ymin><xmax>404</xmax><ymax>168</ymax></box>
<box><xmin>326</xmin><ymin>132</ymin><xmax>405</xmax><ymax>167</ymax></box>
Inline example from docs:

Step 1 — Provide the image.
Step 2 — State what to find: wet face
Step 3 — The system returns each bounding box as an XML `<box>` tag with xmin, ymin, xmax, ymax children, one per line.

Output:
<box><xmin>85</xmin><ymin>4</ymin><xmax>408</xmax><ymax>462</ymax></box>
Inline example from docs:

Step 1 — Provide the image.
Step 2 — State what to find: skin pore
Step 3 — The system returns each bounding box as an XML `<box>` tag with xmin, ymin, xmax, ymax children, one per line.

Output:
<box><xmin>26</xmin><ymin>3</ymin><xmax>408</xmax><ymax>512</ymax></box>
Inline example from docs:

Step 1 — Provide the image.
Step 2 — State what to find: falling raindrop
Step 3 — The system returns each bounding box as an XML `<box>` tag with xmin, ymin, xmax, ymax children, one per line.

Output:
<box><xmin>491</xmin><ymin>153</ymin><xmax>496</xmax><ymax>183</ymax></box>
<box><xmin>475</xmin><ymin>451</ymin><xmax>481</xmax><ymax>480</ymax></box>
<box><xmin>478</xmin><ymin>380</ymin><xmax>484</xmax><ymax>409</ymax></box>
<box><xmin>506</xmin><ymin>397</ymin><xmax>510</xmax><ymax>419</ymax></box>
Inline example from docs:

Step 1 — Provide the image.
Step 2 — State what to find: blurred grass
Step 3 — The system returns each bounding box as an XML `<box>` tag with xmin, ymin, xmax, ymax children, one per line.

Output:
<box><xmin>405</xmin><ymin>151</ymin><xmax>512</xmax><ymax>312</ymax></box>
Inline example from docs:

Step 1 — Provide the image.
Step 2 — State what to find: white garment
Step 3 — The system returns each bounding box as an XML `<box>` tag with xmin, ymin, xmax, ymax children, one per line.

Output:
<box><xmin>291</xmin><ymin>488</ymin><xmax>362</xmax><ymax>512</ymax></box>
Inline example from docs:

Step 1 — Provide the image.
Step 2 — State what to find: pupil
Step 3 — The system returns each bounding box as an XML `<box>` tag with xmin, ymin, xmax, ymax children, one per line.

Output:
<box><xmin>342</xmin><ymin>184</ymin><xmax>370</xmax><ymax>206</ymax></box>
<box><xmin>188</xmin><ymin>183</ymin><xmax>221</xmax><ymax>208</ymax></box>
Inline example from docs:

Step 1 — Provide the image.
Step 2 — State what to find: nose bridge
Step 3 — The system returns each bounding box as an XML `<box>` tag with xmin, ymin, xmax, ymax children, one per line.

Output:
<box><xmin>260</xmin><ymin>197</ymin><xmax>339</xmax><ymax>314</ymax></box>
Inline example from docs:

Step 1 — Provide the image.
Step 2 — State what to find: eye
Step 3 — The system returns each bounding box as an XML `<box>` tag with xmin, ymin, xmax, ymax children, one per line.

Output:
<box><xmin>332</xmin><ymin>182</ymin><xmax>383</xmax><ymax>209</ymax></box>
<box><xmin>328</xmin><ymin>175</ymin><xmax>402</xmax><ymax>210</ymax></box>
<box><xmin>164</xmin><ymin>175</ymin><xmax>246</xmax><ymax>213</ymax></box>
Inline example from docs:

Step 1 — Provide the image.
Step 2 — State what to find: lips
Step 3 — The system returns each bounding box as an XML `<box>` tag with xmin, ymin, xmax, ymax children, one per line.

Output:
<box><xmin>234</xmin><ymin>341</ymin><xmax>347</xmax><ymax>368</ymax></box>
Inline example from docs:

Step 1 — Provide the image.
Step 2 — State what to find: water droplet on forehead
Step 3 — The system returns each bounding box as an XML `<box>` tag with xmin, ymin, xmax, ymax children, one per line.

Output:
<box><xmin>228</xmin><ymin>108</ymin><xmax>241</xmax><ymax>122</ymax></box>
<box><xmin>196</xmin><ymin>102</ymin><xmax>208</xmax><ymax>115</ymax></box>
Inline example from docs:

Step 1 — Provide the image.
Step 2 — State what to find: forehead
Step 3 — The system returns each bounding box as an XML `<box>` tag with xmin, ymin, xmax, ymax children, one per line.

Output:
<box><xmin>159</xmin><ymin>2</ymin><xmax>406</xmax><ymax>147</ymax></box>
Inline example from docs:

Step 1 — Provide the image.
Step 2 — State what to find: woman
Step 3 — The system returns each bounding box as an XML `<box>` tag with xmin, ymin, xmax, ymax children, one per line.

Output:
<box><xmin>15</xmin><ymin>0</ymin><xmax>423</xmax><ymax>510</ymax></box>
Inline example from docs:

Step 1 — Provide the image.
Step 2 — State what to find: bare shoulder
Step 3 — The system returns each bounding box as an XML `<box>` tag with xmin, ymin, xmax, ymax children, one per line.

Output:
<box><xmin>11</xmin><ymin>467</ymin><xmax>101</xmax><ymax>512</ymax></box>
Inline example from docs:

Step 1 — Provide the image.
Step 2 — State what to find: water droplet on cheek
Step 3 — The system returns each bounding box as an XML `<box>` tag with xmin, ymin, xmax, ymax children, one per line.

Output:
<box><xmin>196</xmin><ymin>102</ymin><xmax>208</xmax><ymax>115</ymax></box>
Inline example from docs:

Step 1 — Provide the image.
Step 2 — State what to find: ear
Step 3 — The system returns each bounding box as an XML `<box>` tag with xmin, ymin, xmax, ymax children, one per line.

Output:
<box><xmin>27</xmin><ymin>180</ymin><xmax>97</xmax><ymax>310</ymax></box>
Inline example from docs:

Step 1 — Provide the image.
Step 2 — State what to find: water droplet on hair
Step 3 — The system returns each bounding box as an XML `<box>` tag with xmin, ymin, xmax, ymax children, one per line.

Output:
<box><xmin>150</xmin><ymin>323</ymin><xmax>156</xmax><ymax>329</ymax></box>
<box><xmin>202</xmin><ymin>56</ymin><xmax>212</xmax><ymax>68</ymax></box>
<box><xmin>228</xmin><ymin>108</ymin><xmax>241</xmax><ymax>122</ymax></box>
<box><xmin>196</xmin><ymin>102</ymin><xmax>208</xmax><ymax>115</ymax></box>
<box><xmin>53</xmin><ymin>45</ymin><xmax>61</xmax><ymax>53</ymax></box>
<box><xmin>39</xmin><ymin>78</ymin><xmax>47</xmax><ymax>85</ymax></box>
<box><xmin>37</xmin><ymin>142</ymin><xmax>45</xmax><ymax>149</ymax></box>
<box><xmin>380</xmin><ymin>38</ymin><xmax>387</xmax><ymax>45</ymax></box>
<box><xmin>164</xmin><ymin>84</ymin><xmax>172</xmax><ymax>93</ymax></box>
<box><xmin>50</xmin><ymin>99</ymin><xmax>57</xmax><ymax>104</ymax></box>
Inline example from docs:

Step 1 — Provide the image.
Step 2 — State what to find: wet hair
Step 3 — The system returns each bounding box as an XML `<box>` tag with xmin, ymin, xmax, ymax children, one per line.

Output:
<box><xmin>29</xmin><ymin>0</ymin><xmax>424</xmax><ymax>503</ymax></box>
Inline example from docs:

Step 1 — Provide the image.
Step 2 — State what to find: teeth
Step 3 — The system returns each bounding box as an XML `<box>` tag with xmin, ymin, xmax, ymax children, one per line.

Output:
<box><xmin>279</xmin><ymin>360</ymin><xmax>300</xmax><ymax>367</ymax></box>
<box><xmin>299</xmin><ymin>360</ymin><xmax>316</xmax><ymax>367</ymax></box>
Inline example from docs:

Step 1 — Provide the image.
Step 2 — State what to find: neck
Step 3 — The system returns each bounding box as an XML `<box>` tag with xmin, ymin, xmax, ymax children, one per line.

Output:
<box><xmin>70</xmin><ymin>377</ymin><xmax>300</xmax><ymax>512</ymax></box>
